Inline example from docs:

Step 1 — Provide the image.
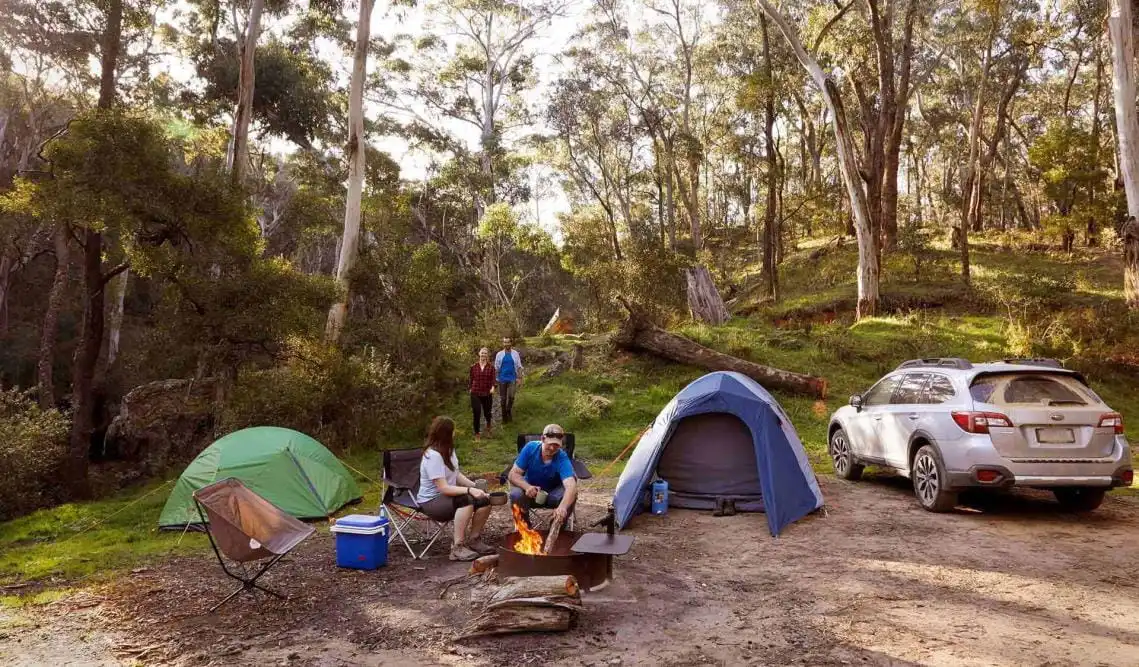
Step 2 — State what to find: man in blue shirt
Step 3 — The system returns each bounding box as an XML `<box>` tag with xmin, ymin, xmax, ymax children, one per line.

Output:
<box><xmin>494</xmin><ymin>337</ymin><xmax>523</xmax><ymax>424</ymax></box>
<box><xmin>508</xmin><ymin>423</ymin><xmax>577</xmax><ymax>524</ymax></box>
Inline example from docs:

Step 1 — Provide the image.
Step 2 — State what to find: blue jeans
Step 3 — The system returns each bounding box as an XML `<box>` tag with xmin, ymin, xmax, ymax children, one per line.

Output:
<box><xmin>509</xmin><ymin>483</ymin><xmax>565</xmax><ymax>509</ymax></box>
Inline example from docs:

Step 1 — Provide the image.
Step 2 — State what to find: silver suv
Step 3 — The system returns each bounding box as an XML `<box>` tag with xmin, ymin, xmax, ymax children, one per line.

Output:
<box><xmin>827</xmin><ymin>358</ymin><xmax>1134</xmax><ymax>512</ymax></box>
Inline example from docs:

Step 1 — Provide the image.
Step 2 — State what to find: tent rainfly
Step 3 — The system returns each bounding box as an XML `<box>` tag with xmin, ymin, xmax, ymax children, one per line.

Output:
<box><xmin>612</xmin><ymin>371</ymin><xmax>824</xmax><ymax>536</ymax></box>
<box><xmin>159</xmin><ymin>426</ymin><xmax>361</xmax><ymax>528</ymax></box>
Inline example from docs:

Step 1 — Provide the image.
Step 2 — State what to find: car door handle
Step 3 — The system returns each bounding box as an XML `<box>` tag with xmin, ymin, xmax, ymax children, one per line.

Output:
<box><xmin>872</xmin><ymin>415</ymin><xmax>882</xmax><ymax>421</ymax></box>
<box><xmin>908</xmin><ymin>414</ymin><xmax>919</xmax><ymax>420</ymax></box>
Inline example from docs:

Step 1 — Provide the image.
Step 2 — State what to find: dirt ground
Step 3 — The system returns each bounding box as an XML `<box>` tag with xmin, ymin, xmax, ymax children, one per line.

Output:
<box><xmin>5</xmin><ymin>475</ymin><xmax>1139</xmax><ymax>666</ymax></box>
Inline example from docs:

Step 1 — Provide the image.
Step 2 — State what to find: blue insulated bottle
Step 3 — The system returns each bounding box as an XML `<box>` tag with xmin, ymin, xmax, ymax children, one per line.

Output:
<box><xmin>651</xmin><ymin>479</ymin><xmax>669</xmax><ymax>515</ymax></box>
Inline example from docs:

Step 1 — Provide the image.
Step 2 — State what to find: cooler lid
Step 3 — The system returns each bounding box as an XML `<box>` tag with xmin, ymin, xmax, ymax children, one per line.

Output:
<box><xmin>335</xmin><ymin>513</ymin><xmax>388</xmax><ymax>529</ymax></box>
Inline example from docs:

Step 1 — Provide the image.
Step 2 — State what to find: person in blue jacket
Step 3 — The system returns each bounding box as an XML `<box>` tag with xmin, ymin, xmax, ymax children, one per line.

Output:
<box><xmin>508</xmin><ymin>424</ymin><xmax>578</xmax><ymax>525</ymax></box>
<box><xmin>494</xmin><ymin>336</ymin><xmax>524</xmax><ymax>424</ymax></box>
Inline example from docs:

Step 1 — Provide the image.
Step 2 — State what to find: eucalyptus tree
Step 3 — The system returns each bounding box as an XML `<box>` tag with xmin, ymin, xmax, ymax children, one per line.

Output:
<box><xmin>384</xmin><ymin>0</ymin><xmax>570</xmax><ymax>217</ymax></box>
<box><xmin>756</xmin><ymin>0</ymin><xmax>879</xmax><ymax>318</ymax></box>
<box><xmin>326</xmin><ymin>0</ymin><xmax>375</xmax><ymax>342</ymax></box>
<box><xmin>1108</xmin><ymin>0</ymin><xmax>1139</xmax><ymax>306</ymax></box>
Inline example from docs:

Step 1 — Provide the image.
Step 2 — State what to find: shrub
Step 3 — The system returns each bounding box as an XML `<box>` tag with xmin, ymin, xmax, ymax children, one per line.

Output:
<box><xmin>0</xmin><ymin>389</ymin><xmax>70</xmax><ymax>521</ymax></box>
<box><xmin>220</xmin><ymin>339</ymin><xmax>428</xmax><ymax>453</ymax></box>
<box><xmin>570</xmin><ymin>390</ymin><xmax>611</xmax><ymax>422</ymax></box>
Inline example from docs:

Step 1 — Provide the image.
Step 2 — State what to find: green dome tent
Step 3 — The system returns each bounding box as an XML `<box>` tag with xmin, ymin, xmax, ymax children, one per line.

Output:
<box><xmin>158</xmin><ymin>427</ymin><xmax>362</xmax><ymax>528</ymax></box>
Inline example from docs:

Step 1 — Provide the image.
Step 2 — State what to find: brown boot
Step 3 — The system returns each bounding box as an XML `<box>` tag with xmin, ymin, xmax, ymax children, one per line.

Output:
<box><xmin>449</xmin><ymin>544</ymin><xmax>479</xmax><ymax>561</ymax></box>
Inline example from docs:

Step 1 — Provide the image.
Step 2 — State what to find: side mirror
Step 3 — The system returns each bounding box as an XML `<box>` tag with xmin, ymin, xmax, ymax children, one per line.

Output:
<box><xmin>849</xmin><ymin>394</ymin><xmax>863</xmax><ymax>412</ymax></box>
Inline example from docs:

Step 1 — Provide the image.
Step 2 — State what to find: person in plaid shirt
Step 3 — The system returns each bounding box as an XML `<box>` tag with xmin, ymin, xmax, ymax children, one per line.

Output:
<box><xmin>469</xmin><ymin>347</ymin><xmax>496</xmax><ymax>439</ymax></box>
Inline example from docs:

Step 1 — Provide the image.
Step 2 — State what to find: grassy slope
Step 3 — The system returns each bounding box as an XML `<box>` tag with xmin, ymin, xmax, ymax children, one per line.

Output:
<box><xmin>4</xmin><ymin>238</ymin><xmax>1138</xmax><ymax>592</ymax></box>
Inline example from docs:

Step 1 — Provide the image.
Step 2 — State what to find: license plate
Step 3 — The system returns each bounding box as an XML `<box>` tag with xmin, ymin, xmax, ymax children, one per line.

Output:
<box><xmin>1036</xmin><ymin>427</ymin><xmax>1075</xmax><ymax>444</ymax></box>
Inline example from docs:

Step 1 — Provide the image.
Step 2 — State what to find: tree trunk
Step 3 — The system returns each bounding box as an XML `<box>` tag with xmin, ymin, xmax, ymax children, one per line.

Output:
<box><xmin>960</xmin><ymin>0</ymin><xmax>1001</xmax><ymax>286</ymax></box>
<box><xmin>1112</xmin><ymin>0</ymin><xmax>1139</xmax><ymax>306</ymax></box>
<box><xmin>0</xmin><ymin>255</ymin><xmax>11</xmax><ymax>335</ymax></box>
<box><xmin>684</xmin><ymin>266</ymin><xmax>730</xmax><ymax>325</ymax></box>
<box><xmin>761</xmin><ymin>14</ymin><xmax>779</xmax><ymax>303</ymax></box>
<box><xmin>615</xmin><ymin>311</ymin><xmax>828</xmax><ymax>398</ymax></box>
<box><xmin>106</xmin><ymin>268</ymin><xmax>128</xmax><ymax>366</ymax></box>
<box><xmin>881</xmin><ymin>0</ymin><xmax>919</xmax><ymax>252</ymax></box>
<box><xmin>227</xmin><ymin>0</ymin><xmax>265</xmax><ymax>185</ymax></box>
<box><xmin>67</xmin><ymin>0</ymin><xmax>122</xmax><ymax>496</ymax></box>
<box><xmin>326</xmin><ymin>0</ymin><xmax>373</xmax><ymax>342</ymax></box>
<box><xmin>973</xmin><ymin>60</ymin><xmax>1026</xmax><ymax>233</ymax></box>
<box><xmin>37</xmin><ymin>226</ymin><xmax>70</xmax><ymax>409</ymax></box>
<box><xmin>1125</xmin><ymin>220</ymin><xmax>1139</xmax><ymax>305</ymax></box>
<box><xmin>757</xmin><ymin>0</ymin><xmax>878</xmax><ymax>319</ymax></box>
<box><xmin>663</xmin><ymin>139</ymin><xmax>677</xmax><ymax>249</ymax></box>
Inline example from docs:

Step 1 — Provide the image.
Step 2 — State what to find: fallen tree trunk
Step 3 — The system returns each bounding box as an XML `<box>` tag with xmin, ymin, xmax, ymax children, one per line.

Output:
<box><xmin>615</xmin><ymin>313</ymin><xmax>827</xmax><ymax>398</ymax></box>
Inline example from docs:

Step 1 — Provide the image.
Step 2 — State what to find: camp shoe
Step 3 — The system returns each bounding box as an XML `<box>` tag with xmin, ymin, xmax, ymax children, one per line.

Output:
<box><xmin>449</xmin><ymin>544</ymin><xmax>479</xmax><ymax>562</ymax></box>
<box><xmin>466</xmin><ymin>537</ymin><xmax>496</xmax><ymax>555</ymax></box>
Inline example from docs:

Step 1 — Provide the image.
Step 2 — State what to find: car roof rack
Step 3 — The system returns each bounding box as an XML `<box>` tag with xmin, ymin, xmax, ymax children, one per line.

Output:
<box><xmin>895</xmin><ymin>358</ymin><xmax>973</xmax><ymax>370</ymax></box>
<box><xmin>992</xmin><ymin>357</ymin><xmax>1064</xmax><ymax>369</ymax></box>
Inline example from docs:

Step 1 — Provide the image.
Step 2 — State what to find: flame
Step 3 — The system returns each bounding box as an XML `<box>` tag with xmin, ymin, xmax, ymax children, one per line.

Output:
<box><xmin>511</xmin><ymin>503</ymin><xmax>545</xmax><ymax>555</ymax></box>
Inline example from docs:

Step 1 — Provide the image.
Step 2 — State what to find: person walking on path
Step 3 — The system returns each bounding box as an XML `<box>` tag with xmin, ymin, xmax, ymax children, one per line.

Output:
<box><xmin>469</xmin><ymin>347</ymin><xmax>496</xmax><ymax>439</ymax></box>
<box><xmin>495</xmin><ymin>336</ymin><xmax>523</xmax><ymax>424</ymax></box>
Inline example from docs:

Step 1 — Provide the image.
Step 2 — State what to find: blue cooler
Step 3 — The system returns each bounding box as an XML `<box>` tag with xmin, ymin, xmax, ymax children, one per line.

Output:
<box><xmin>331</xmin><ymin>513</ymin><xmax>389</xmax><ymax>570</ymax></box>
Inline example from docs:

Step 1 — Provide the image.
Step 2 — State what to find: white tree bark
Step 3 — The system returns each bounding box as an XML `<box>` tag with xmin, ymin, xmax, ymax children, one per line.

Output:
<box><xmin>326</xmin><ymin>0</ymin><xmax>374</xmax><ymax>342</ymax></box>
<box><xmin>227</xmin><ymin>0</ymin><xmax>265</xmax><ymax>184</ymax></box>
<box><xmin>755</xmin><ymin>0</ymin><xmax>878</xmax><ymax>318</ymax></box>
<box><xmin>1110</xmin><ymin>0</ymin><xmax>1139</xmax><ymax>218</ymax></box>
<box><xmin>1110</xmin><ymin>0</ymin><xmax>1139</xmax><ymax>306</ymax></box>
<box><xmin>107</xmin><ymin>268</ymin><xmax>129</xmax><ymax>366</ymax></box>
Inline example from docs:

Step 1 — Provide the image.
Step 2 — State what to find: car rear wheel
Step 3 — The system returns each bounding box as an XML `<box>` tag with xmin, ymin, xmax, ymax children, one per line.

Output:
<box><xmin>829</xmin><ymin>428</ymin><xmax>864</xmax><ymax>481</ymax></box>
<box><xmin>1053</xmin><ymin>487</ymin><xmax>1106</xmax><ymax>512</ymax></box>
<box><xmin>912</xmin><ymin>444</ymin><xmax>957</xmax><ymax>512</ymax></box>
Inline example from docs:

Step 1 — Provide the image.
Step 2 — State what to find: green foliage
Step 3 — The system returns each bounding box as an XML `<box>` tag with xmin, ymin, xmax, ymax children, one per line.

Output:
<box><xmin>0</xmin><ymin>389</ymin><xmax>70</xmax><ymax>521</ymax></box>
<box><xmin>561</xmin><ymin>207</ymin><xmax>688</xmax><ymax>327</ymax></box>
<box><xmin>188</xmin><ymin>39</ymin><xmax>336</xmax><ymax>148</ymax></box>
<box><xmin>134</xmin><ymin>258</ymin><xmax>336</xmax><ymax>382</ymax></box>
<box><xmin>1029</xmin><ymin>122</ymin><xmax>1109</xmax><ymax>218</ymax></box>
<box><xmin>476</xmin><ymin>203</ymin><xmax>569</xmax><ymax>332</ymax></box>
<box><xmin>220</xmin><ymin>338</ymin><xmax>429</xmax><ymax>452</ymax></box>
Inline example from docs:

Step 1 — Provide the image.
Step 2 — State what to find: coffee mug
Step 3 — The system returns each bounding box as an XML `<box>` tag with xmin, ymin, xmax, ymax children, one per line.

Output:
<box><xmin>535</xmin><ymin>489</ymin><xmax>548</xmax><ymax>505</ymax></box>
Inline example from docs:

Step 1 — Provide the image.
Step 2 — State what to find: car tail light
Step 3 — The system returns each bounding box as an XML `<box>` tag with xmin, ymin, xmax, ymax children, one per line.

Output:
<box><xmin>1098</xmin><ymin>412</ymin><xmax>1124</xmax><ymax>434</ymax></box>
<box><xmin>975</xmin><ymin>469</ymin><xmax>1001</xmax><ymax>483</ymax></box>
<box><xmin>951</xmin><ymin>411</ymin><xmax>1014</xmax><ymax>434</ymax></box>
<box><xmin>1122</xmin><ymin>469</ymin><xmax>1134</xmax><ymax>486</ymax></box>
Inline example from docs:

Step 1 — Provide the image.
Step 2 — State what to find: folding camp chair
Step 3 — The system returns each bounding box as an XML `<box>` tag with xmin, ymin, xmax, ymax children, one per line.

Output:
<box><xmin>499</xmin><ymin>433</ymin><xmax>589</xmax><ymax>532</ymax></box>
<box><xmin>380</xmin><ymin>448</ymin><xmax>451</xmax><ymax>560</ymax></box>
<box><xmin>193</xmin><ymin>478</ymin><xmax>315</xmax><ymax>613</ymax></box>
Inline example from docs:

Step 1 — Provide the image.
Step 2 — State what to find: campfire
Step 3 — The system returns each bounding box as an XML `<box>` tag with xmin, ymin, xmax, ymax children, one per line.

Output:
<box><xmin>511</xmin><ymin>503</ymin><xmax>545</xmax><ymax>555</ymax></box>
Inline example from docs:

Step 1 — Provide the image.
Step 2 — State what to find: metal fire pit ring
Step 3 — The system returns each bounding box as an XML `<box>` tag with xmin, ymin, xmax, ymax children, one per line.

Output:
<box><xmin>497</xmin><ymin>529</ymin><xmax>612</xmax><ymax>591</ymax></box>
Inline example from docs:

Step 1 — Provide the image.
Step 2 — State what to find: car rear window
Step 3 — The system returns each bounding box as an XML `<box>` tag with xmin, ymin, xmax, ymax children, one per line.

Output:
<box><xmin>969</xmin><ymin>373</ymin><xmax>1097</xmax><ymax>406</ymax></box>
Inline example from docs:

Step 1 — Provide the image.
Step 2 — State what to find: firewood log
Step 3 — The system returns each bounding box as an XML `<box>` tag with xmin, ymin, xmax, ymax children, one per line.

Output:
<box><xmin>542</xmin><ymin>516</ymin><xmax>564</xmax><ymax>555</ymax></box>
<box><xmin>457</xmin><ymin>606</ymin><xmax>575</xmax><ymax>640</ymax></box>
<box><xmin>489</xmin><ymin>575</ymin><xmax>580</xmax><ymax>604</ymax></box>
<box><xmin>469</xmin><ymin>554</ymin><xmax>499</xmax><ymax>574</ymax></box>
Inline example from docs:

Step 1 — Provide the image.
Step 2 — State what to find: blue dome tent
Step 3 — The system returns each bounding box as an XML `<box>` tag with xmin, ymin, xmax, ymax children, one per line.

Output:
<box><xmin>613</xmin><ymin>372</ymin><xmax>824</xmax><ymax>536</ymax></box>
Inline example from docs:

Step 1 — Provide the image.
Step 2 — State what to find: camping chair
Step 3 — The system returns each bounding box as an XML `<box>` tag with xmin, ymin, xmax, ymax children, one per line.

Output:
<box><xmin>499</xmin><ymin>433</ymin><xmax>590</xmax><ymax>531</ymax></box>
<box><xmin>380</xmin><ymin>448</ymin><xmax>451</xmax><ymax>560</ymax></box>
<box><xmin>192</xmin><ymin>478</ymin><xmax>315</xmax><ymax>613</ymax></box>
